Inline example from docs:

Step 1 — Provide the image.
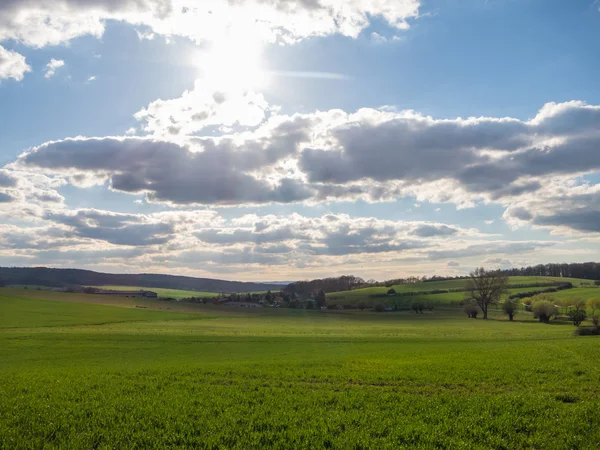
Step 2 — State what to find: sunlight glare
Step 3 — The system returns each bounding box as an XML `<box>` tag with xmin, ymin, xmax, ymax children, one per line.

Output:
<box><xmin>196</xmin><ymin>32</ymin><xmax>266</xmax><ymax>92</ymax></box>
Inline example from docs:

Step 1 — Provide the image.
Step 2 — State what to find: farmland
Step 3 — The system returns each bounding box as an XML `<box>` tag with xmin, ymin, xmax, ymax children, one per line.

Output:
<box><xmin>327</xmin><ymin>276</ymin><xmax>593</xmax><ymax>307</ymax></box>
<box><xmin>1</xmin><ymin>287</ymin><xmax>600</xmax><ymax>449</ymax></box>
<box><xmin>88</xmin><ymin>285</ymin><xmax>219</xmax><ymax>299</ymax></box>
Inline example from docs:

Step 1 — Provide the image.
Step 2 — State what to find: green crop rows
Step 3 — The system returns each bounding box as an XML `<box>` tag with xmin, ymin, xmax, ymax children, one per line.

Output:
<box><xmin>1</xmin><ymin>288</ymin><xmax>599</xmax><ymax>449</ymax></box>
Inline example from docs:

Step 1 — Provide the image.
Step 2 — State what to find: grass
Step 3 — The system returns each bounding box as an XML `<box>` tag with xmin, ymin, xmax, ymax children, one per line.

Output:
<box><xmin>1</xmin><ymin>288</ymin><xmax>600</xmax><ymax>449</ymax></box>
<box><xmin>89</xmin><ymin>285</ymin><xmax>219</xmax><ymax>299</ymax></box>
<box><xmin>328</xmin><ymin>276</ymin><xmax>594</xmax><ymax>306</ymax></box>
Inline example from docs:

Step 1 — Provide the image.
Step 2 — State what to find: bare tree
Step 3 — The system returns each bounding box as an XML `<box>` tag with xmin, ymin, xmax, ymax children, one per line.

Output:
<box><xmin>465</xmin><ymin>268</ymin><xmax>508</xmax><ymax>320</ymax></box>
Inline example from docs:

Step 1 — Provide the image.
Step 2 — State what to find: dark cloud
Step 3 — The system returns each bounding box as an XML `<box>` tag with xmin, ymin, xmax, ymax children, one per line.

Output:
<box><xmin>22</xmin><ymin>137</ymin><xmax>312</xmax><ymax>206</ymax></box>
<box><xmin>45</xmin><ymin>209</ymin><xmax>174</xmax><ymax>246</ymax></box>
<box><xmin>529</xmin><ymin>209</ymin><xmax>600</xmax><ymax>233</ymax></box>
<box><xmin>427</xmin><ymin>242</ymin><xmax>554</xmax><ymax>260</ymax></box>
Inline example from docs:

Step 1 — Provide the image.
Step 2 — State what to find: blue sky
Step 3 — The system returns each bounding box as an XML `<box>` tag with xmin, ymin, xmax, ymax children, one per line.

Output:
<box><xmin>1</xmin><ymin>0</ymin><xmax>600</xmax><ymax>281</ymax></box>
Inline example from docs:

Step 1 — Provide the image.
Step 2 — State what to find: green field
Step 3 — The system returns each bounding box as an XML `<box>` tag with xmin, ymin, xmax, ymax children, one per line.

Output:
<box><xmin>1</xmin><ymin>288</ymin><xmax>600</xmax><ymax>449</ymax></box>
<box><xmin>328</xmin><ymin>276</ymin><xmax>595</xmax><ymax>306</ymax></box>
<box><xmin>89</xmin><ymin>285</ymin><xmax>219</xmax><ymax>299</ymax></box>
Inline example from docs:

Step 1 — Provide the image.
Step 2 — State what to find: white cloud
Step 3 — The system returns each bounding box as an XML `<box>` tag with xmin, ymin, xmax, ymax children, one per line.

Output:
<box><xmin>0</xmin><ymin>45</ymin><xmax>30</xmax><ymax>81</ymax></box>
<box><xmin>484</xmin><ymin>220</ymin><xmax>494</xmax><ymax>225</ymax></box>
<box><xmin>371</xmin><ymin>32</ymin><xmax>387</xmax><ymax>43</ymax></box>
<box><xmin>134</xmin><ymin>81</ymin><xmax>271</xmax><ymax>136</ymax></box>
<box><xmin>88</xmin><ymin>75</ymin><xmax>96</xmax><ymax>81</ymax></box>
<box><xmin>44</xmin><ymin>59</ymin><xmax>65</xmax><ymax>79</ymax></box>
<box><xmin>0</xmin><ymin>0</ymin><xmax>421</xmax><ymax>49</ymax></box>
<box><xmin>12</xmin><ymin>98</ymin><xmax>600</xmax><ymax>234</ymax></box>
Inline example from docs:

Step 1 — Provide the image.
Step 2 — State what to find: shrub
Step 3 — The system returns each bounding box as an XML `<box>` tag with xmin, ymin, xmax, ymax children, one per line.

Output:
<box><xmin>532</xmin><ymin>300</ymin><xmax>558</xmax><ymax>323</ymax></box>
<box><xmin>373</xmin><ymin>304</ymin><xmax>385</xmax><ymax>312</ymax></box>
<box><xmin>568</xmin><ymin>308</ymin><xmax>587</xmax><ymax>326</ymax></box>
<box><xmin>502</xmin><ymin>298</ymin><xmax>519</xmax><ymax>321</ymax></box>
<box><xmin>563</xmin><ymin>297</ymin><xmax>587</xmax><ymax>326</ymax></box>
<box><xmin>587</xmin><ymin>298</ymin><xmax>600</xmax><ymax>328</ymax></box>
<box><xmin>411</xmin><ymin>300</ymin><xmax>424</xmax><ymax>314</ymax></box>
<box><xmin>464</xmin><ymin>301</ymin><xmax>479</xmax><ymax>319</ymax></box>
<box><xmin>574</xmin><ymin>327</ymin><xmax>600</xmax><ymax>336</ymax></box>
<box><xmin>387</xmin><ymin>288</ymin><xmax>397</xmax><ymax>295</ymax></box>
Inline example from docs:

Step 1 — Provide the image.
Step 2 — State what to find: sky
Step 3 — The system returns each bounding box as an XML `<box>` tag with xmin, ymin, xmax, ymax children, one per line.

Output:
<box><xmin>1</xmin><ymin>0</ymin><xmax>600</xmax><ymax>282</ymax></box>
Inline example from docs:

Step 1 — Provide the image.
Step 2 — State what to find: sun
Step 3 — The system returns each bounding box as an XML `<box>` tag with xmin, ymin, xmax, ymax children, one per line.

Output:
<box><xmin>195</xmin><ymin>33</ymin><xmax>266</xmax><ymax>92</ymax></box>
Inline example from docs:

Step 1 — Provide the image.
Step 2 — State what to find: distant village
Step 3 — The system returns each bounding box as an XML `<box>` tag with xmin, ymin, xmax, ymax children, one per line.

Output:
<box><xmin>183</xmin><ymin>290</ymin><xmax>338</xmax><ymax>310</ymax></box>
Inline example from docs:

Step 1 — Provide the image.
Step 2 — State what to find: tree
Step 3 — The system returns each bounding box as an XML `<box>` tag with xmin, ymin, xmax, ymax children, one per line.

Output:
<box><xmin>373</xmin><ymin>303</ymin><xmax>385</xmax><ymax>312</ymax></box>
<box><xmin>564</xmin><ymin>297</ymin><xmax>587</xmax><ymax>326</ymax></box>
<box><xmin>315</xmin><ymin>289</ymin><xmax>327</xmax><ymax>308</ymax></box>
<box><xmin>387</xmin><ymin>288</ymin><xmax>397</xmax><ymax>295</ymax></box>
<box><xmin>265</xmin><ymin>290</ymin><xmax>273</xmax><ymax>304</ymax></box>
<box><xmin>532</xmin><ymin>300</ymin><xmax>558</xmax><ymax>323</ymax></box>
<box><xmin>465</xmin><ymin>268</ymin><xmax>508</xmax><ymax>320</ymax></box>
<box><xmin>502</xmin><ymin>298</ymin><xmax>520</xmax><ymax>321</ymax></box>
<box><xmin>587</xmin><ymin>298</ymin><xmax>600</xmax><ymax>328</ymax></box>
<box><xmin>357</xmin><ymin>302</ymin><xmax>367</xmax><ymax>311</ymax></box>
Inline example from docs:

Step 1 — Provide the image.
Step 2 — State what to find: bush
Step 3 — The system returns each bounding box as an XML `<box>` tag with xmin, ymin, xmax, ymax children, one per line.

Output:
<box><xmin>568</xmin><ymin>308</ymin><xmax>587</xmax><ymax>326</ymax></box>
<box><xmin>564</xmin><ymin>297</ymin><xmax>587</xmax><ymax>326</ymax></box>
<box><xmin>464</xmin><ymin>301</ymin><xmax>479</xmax><ymax>319</ymax></box>
<box><xmin>373</xmin><ymin>304</ymin><xmax>385</xmax><ymax>312</ymax></box>
<box><xmin>532</xmin><ymin>300</ymin><xmax>558</xmax><ymax>323</ymax></box>
<box><xmin>357</xmin><ymin>302</ymin><xmax>367</xmax><ymax>311</ymax></box>
<box><xmin>411</xmin><ymin>300</ymin><xmax>424</xmax><ymax>314</ymax></box>
<box><xmin>508</xmin><ymin>283</ymin><xmax>572</xmax><ymax>300</ymax></box>
<box><xmin>587</xmin><ymin>298</ymin><xmax>600</xmax><ymax>328</ymax></box>
<box><xmin>502</xmin><ymin>298</ymin><xmax>519</xmax><ymax>321</ymax></box>
<box><xmin>387</xmin><ymin>288</ymin><xmax>397</xmax><ymax>295</ymax></box>
<box><xmin>574</xmin><ymin>327</ymin><xmax>600</xmax><ymax>336</ymax></box>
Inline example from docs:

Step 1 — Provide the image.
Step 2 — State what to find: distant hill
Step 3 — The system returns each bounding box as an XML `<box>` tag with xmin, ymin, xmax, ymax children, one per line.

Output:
<box><xmin>0</xmin><ymin>267</ymin><xmax>282</xmax><ymax>293</ymax></box>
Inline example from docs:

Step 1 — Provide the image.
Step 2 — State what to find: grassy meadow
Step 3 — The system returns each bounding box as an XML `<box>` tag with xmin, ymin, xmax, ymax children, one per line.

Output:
<box><xmin>88</xmin><ymin>285</ymin><xmax>219</xmax><ymax>299</ymax></box>
<box><xmin>1</xmin><ymin>286</ymin><xmax>600</xmax><ymax>449</ymax></box>
<box><xmin>328</xmin><ymin>276</ymin><xmax>596</xmax><ymax>307</ymax></box>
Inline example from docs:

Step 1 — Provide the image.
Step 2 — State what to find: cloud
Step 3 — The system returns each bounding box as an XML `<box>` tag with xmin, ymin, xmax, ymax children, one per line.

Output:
<box><xmin>503</xmin><ymin>182</ymin><xmax>600</xmax><ymax>234</ymax></box>
<box><xmin>45</xmin><ymin>209</ymin><xmax>175</xmax><ymax>246</ymax></box>
<box><xmin>0</xmin><ymin>206</ymin><xmax>570</xmax><ymax>278</ymax></box>
<box><xmin>0</xmin><ymin>0</ymin><xmax>421</xmax><ymax>48</ymax></box>
<box><xmin>0</xmin><ymin>192</ymin><xmax>14</xmax><ymax>203</ymax></box>
<box><xmin>44</xmin><ymin>59</ymin><xmax>65</xmax><ymax>78</ymax></box>
<box><xmin>371</xmin><ymin>32</ymin><xmax>387</xmax><ymax>43</ymax></box>
<box><xmin>88</xmin><ymin>75</ymin><xmax>96</xmax><ymax>81</ymax></box>
<box><xmin>0</xmin><ymin>45</ymin><xmax>30</xmax><ymax>81</ymax></box>
<box><xmin>134</xmin><ymin>81</ymin><xmax>271</xmax><ymax>136</ymax></box>
<box><xmin>426</xmin><ymin>241</ymin><xmax>555</xmax><ymax>261</ymax></box>
<box><xmin>18</xmin><ymin>115</ymin><xmax>314</xmax><ymax>205</ymax></box>
<box><xmin>14</xmin><ymin>99</ymin><xmax>600</xmax><ymax>235</ymax></box>
<box><xmin>410</xmin><ymin>224</ymin><xmax>458</xmax><ymax>237</ymax></box>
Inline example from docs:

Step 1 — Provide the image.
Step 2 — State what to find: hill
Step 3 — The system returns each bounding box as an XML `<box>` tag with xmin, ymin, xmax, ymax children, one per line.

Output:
<box><xmin>327</xmin><ymin>276</ymin><xmax>592</xmax><ymax>306</ymax></box>
<box><xmin>0</xmin><ymin>267</ymin><xmax>281</xmax><ymax>294</ymax></box>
